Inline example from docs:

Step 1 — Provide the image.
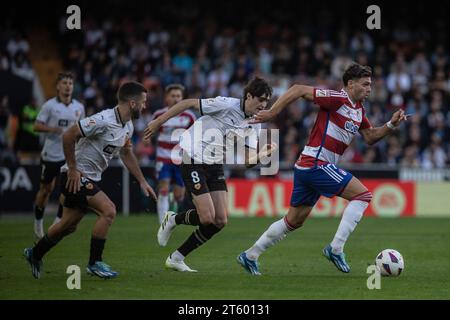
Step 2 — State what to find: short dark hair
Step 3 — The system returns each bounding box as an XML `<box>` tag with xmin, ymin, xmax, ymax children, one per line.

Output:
<box><xmin>165</xmin><ymin>84</ymin><xmax>185</xmax><ymax>95</ymax></box>
<box><xmin>342</xmin><ymin>63</ymin><xmax>372</xmax><ymax>86</ymax></box>
<box><xmin>243</xmin><ymin>77</ymin><xmax>273</xmax><ymax>99</ymax></box>
<box><xmin>56</xmin><ymin>72</ymin><xmax>74</xmax><ymax>83</ymax></box>
<box><xmin>117</xmin><ymin>81</ymin><xmax>147</xmax><ymax>102</ymax></box>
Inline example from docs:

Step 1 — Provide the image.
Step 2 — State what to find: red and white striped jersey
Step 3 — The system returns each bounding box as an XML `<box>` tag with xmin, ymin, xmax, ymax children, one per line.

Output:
<box><xmin>296</xmin><ymin>88</ymin><xmax>372</xmax><ymax>168</ymax></box>
<box><xmin>152</xmin><ymin>107</ymin><xmax>196</xmax><ymax>163</ymax></box>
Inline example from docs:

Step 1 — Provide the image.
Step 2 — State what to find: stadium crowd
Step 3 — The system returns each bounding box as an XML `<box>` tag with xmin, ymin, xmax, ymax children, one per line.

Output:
<box><xmin>1</xmin><ymin>2</ymin><xmax>449</xmax><ymax>169</ymax></box>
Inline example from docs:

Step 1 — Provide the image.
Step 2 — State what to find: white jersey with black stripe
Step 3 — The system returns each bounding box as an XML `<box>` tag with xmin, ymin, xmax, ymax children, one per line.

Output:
<box><xmin>179</xmin><ymin>96</ymin><xmax>260</xmax><ymax>164</ymax></box>
<box><xmin>61</xmin><ymin>107</ymin><xmax>134</xmax><ymax>181</ymax></box>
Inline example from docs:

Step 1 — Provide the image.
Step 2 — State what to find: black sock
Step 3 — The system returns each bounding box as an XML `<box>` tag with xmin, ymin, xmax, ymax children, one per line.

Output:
<box><xmin>34</xmin><ymin>206</ymin><xmax>45</xmax><ymax>220</ymax></box>
<box><xmin>56</xmin><ymin>204</ymin><xmax>63</xmax><ymax>218</ymax></box>
<box><xmin>177</xmin><ymin>224</ymin><xmax>222</xmax><ymax>257</ymax></box>
<box><xmin>175</xmin><ymin>209</ymin><xmax>200</xmax><ymax>226</ymax></box>
<box><xmin>33</xmin><ymin>234</ymin><xmax>60</xmax><ymax>260</ymax></box>
<box><xmin>89</xmin><ymin>237</ymin><xmax>106</xmax><ymax>265</ymax></box>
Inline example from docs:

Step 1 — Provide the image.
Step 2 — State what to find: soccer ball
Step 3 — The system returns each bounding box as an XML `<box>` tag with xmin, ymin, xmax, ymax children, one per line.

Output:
<box><xmin>375</xmin><ymin>249</ymin><xmax>404</xmax><ymax>277</ymax></box>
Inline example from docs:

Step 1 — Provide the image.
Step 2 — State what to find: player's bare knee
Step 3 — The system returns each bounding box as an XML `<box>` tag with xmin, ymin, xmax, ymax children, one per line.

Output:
<box><xmin>103</xmin><ymin>205</ymin><xmax>117</xmax><ymax>224</ymax></box>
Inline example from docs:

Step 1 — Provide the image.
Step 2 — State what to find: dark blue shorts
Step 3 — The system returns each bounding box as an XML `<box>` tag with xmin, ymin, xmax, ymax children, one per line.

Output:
<box><xmin>157</xmin><ymin>162</ymin><xmax>184</xmax><ymax>187</ymax></box>
<box><xmin>290</xmin><ymin>164</ymin><xmax>353</xmax><ymax>207</ymax></box>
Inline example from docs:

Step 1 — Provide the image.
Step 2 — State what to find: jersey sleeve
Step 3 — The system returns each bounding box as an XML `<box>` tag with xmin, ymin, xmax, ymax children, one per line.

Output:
<box><xmin>199</xmin><ymin>96</ymin><xmax>231</xmax><ymax>116</ymax></box>
<box><xmin>313</xmin><ymin>88</ymin><xmax>347</xmax><ymax>111</ymax></box>
<box><xmin>36</xmin><ymin>102</ymin><xmax>52</xmax><ymax>124</ymax></box>
<box><xmin>78</xmin><ymin>113</ymin><xmax>107</xmax><ymax>137</ymax></box>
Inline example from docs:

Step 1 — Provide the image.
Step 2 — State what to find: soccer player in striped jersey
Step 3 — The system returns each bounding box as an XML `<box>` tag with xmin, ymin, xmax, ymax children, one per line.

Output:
<box><xmin>238</xmin><ymin>63</ymin><xmax>408</xmax><ymax>275</ymax></box>
<box><xmin>152</xmin><ymin>85</ymin><xmax>196</xmax><ymax>224</ymax></box>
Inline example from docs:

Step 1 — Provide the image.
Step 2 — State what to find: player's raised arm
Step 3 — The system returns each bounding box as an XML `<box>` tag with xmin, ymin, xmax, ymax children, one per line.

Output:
<box><xmin>251</xmin><ymin>85</ymin><xmax>314</xmax><ymax>123</ymax></box>
<box><xmin>359</xmin><ymin>109</ymin><xmax>408</xmax><ymax>145</ymax></box>
<box><xmin>144</xmin><ymin>98</ymin><xmax>199</xmax><ymax>140</ymax></box>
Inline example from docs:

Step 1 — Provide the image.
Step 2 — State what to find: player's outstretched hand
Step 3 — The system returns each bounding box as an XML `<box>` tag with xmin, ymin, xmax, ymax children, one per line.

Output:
<box><xmin>143</xmin><ymin>120</ymin><xmax>160</xmax><ymax>141</ymax></box>
<box><xmin>249</xmin><ymin>110</ymin><xmax>275</xmax><ymax>124</ymax></box>
<box><xmin>390</xmin><ymin>109</ymin><xmax>409</xmax><ymax>127</ymax></box>
<box><xmin>66</xmin><ymin>168</ymin><xmax>81</xmax><ymax>194</ymax></box>
<box><xmin>140</xmin><ymin>181</ymin><xmax>157</xmax><ymax>200</ymax></box>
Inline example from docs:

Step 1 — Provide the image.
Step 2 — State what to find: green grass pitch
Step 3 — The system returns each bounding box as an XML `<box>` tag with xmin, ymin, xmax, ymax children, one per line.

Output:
<box><xmin>1</xmin><ymin>214</ymin><xmax>449</xmax><ymax>299</ymax></box>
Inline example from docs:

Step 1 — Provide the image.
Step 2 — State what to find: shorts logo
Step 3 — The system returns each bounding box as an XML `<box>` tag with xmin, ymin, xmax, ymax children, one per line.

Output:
<box><xmin>194</xmin><ymin>183</ymin><xmax>201</xmax><ymax>190</ymax></box>
<box><xmin>316</xmin><ymin>89</ymin><xmax>330</xmax><ymax>97</ymax></box>
<box><xmin>339</xmin><ymin>169</ymin><xmax>347</xmax><ymax>176</ymax></box>
<box><xmin>85</xmin><ymin>183</ymin><xmax>94</xmax><ymax>190</ymax></box>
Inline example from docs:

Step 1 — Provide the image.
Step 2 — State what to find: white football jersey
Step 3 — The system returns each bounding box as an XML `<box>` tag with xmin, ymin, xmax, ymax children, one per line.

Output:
<box><xmin>61</xmin><ymin>107</ymin><xmax>134</xmax><ymax>181</ymax></box>
<box><xmin>179</xmin><ymin>96</ymin><xmax>260</xmax><ymax>164</ymax></box>
<box><xmin>36</xmin><ymin>97</ymin><xmax>85</xmax><ymax>162</ymax></box>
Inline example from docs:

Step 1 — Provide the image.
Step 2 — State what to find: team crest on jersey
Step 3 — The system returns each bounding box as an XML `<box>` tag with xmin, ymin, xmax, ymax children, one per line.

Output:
<box><xmin>76</xmin><ymin>110</ymin><xmax>81</xmax><ymax>118</ymax></box>
<box><xmin>344</xmin><ymin>120</ymin><xmax>358</xmax><ymax>134</ymax></box>
<box><xmin>316</xmin><ymin>89</ymin><xmax>330</xmax><ymax>97</ymax></box>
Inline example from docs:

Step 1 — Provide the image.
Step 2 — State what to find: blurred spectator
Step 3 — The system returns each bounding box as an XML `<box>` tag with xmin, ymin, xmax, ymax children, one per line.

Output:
<box><xmin>1</xmin><ymin>2</ymin><xmax>449</xmax><ymax>170</ymax></box>
<box><xmin>422</xmin><ymin>134</ymin><xmax>447</xmax><ymax>169</ymax></box>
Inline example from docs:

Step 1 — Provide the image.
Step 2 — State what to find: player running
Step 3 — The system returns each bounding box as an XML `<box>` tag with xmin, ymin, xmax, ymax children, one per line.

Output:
<box><xmin>238</xmin><ymin>63</ymin><xmax>408</xmax><ymax>275</ymax></box>
<box><xmin>32</xmin><ymin>72</ymin><xmax>85</xmax><ymax>239</ymax></box>
<box><xmin>24</xmin><ymin>81</ymin><xmax>156</xmax><ymax>279</ymax></box>
<box><xmin>152</xmin><ymin>84</ymin><xmax>196</xmax><ymax>224</ymax></box>
<box><xmin>144</xmin><ymin>77</ymin><xmax>277</xmax><ymax>272</ymax></box>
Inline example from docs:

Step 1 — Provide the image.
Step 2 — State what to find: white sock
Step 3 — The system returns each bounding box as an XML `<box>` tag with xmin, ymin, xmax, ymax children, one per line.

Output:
<box><xmin>245</xmin><ymin>218</ymin><xmax>294</xmax><ymax>261</ymax></box>
<box><xmin>331</xmin><ymin>200</ymin><xmax>369</xmax><ymax>254</ymax></box>
<box><xmin>157</xmin><ymin>194</ymin><xmax>169</xmax><ymax>224</ymax></box>
<box><xmin>52</xmin><ymin>216</ymin><xmax>61</xmax><ymax>226</ymax></box>
<box><xmin>34</xmin><ymin>219</ymin><xmax>44</xmax><ymax>238</ymax></box>
<box><xmin>171</xmin><ymin>250</ymin><xmax>185</xmax><ymax>262</ymax></box>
